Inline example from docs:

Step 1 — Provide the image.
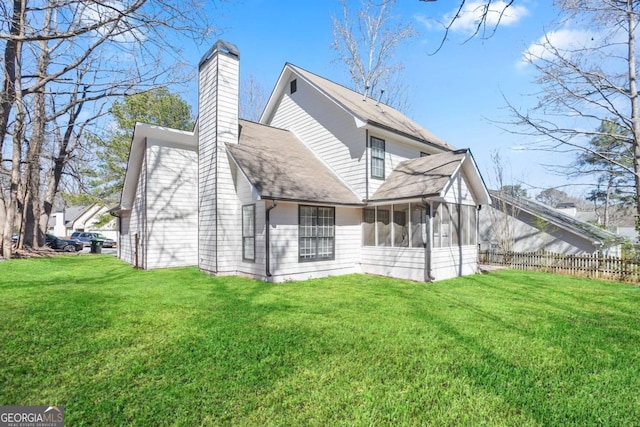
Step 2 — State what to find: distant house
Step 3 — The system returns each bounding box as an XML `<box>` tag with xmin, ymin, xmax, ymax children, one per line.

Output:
<box><xmin>47</xmin><ymin>204</ymin><xmax>117</xmax><ymax>240</ymax></box>
<box><xmin>479</xmin><ymin>190</ymin><xmax>623</xmax><ymax>257</ymax></box>
<box><xmin>113</xmin><ymin>40</ymin><xmax>491</xmax><ymax>282</ymax></box>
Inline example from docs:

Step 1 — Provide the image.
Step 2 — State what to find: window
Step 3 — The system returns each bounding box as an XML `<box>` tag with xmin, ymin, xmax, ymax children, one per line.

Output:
<box><xmin>242</xmin><ymin>204</ymin><xmax>255</xmax><ymax>262</ymax></box>
<box><xmin>290</xmin><ymin>79</ymin><xmax>297</xmax><ymax>94</ymax></box>
<box><xmin>370</xmin><ymin>136</ymin><xmax>385</xmax><ymax>179</ymax></box>
<box><xmin>299</xmin><ymin>205</ymin><xmax>335</xmax><ymax>261</ymax></box>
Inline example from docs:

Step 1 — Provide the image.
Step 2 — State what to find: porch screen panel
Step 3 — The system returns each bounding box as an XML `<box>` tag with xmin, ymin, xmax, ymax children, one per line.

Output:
<box><xmin>377</xmin><ymin>207</ymin><xmax>391</xmax><ymax>246</ymax></box>
<box><xmin>451</xmin><ymin>204</ymin><xmax>460</xmax><ymax>246</ymax></box>
<box><xmin>393</xmin><ymin>204</ymin><xmax>409</xmax><ymax>247</ymax></box>
<box><xmin>433</xmin><ymin>203</ymin><xmax>441</xmax><ymax>248</ymax></box>
<box><xmin>410</xmin><ymin>204</ymin><xmax>426</xmax><ymax>248</ymax></box>
<box><xmin>363</xmin><ymin>208</ymin><xmax>375</xmax><ymax>246</ymax></box>
<box><xmin>468</xmin><ymin>205</ymin><xmax>477</xmax><ymax>245</ymax></box>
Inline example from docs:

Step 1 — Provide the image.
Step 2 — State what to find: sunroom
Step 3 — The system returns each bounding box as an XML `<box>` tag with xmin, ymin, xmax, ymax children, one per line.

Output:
<box><xmin>360</xmin><ymin>149</ymin><xmax>490</xmax><ymax>281</ymax></box>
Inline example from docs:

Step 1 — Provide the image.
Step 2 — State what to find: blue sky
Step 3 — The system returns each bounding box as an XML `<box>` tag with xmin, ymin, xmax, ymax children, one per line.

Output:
<box><xmin>178</xmin><ymin>0</ymin><xmax>586</xmax><ymax>199</ymax></box>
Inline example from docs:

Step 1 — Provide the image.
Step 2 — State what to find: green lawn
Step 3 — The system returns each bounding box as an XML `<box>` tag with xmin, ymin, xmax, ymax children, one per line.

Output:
<box><xmin>1</xmin><ymin>256</ymin><xmax>639</xmax><ymax>426</ymax></box>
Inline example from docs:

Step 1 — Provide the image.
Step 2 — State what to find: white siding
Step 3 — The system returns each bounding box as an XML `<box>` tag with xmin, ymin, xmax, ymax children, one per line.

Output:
<box><xmin>360</xmin><ymin>247</ymin><xmax>427</xmax><ymax>282</ymax></box>
<box><xmin>235</xmin><ymin>167</ymin><xmax>265</xmax><ymax>278</ymax></box>
<box><xmin>443</xmin><ymin>172</ymin><xmax>475</xmax><ymax>205</ymax></box>
<box><xmin>198</xmin><ymin>49</ymin><xmax>240</xmax><ymax>274</ymax></box>
<box><xmin>198</xmin><ymin>53</ymin><xmax>219</xmax><ymax>273</ymax></box>
<box><xmin>478</xmin><ymin>203</ymin><xmax>602</xmax><ymax>254</ymax></box>
<box><xmin>119</xmin><ymin>149</ymin><xmax>147</xmax><ymax>268</ymax></box>
<box><xmin>269</xmin><ymin>78</ymin><xmax>366</xmax><ymax>197</ymax></box>
<box><xmin>367</xmin><ymin>131</ymin><xmax>437</xmax><ymax>197</ymax></box>
<box><xmin>144</xmin><ymin>141</ymin><xmax>198</xmax><ymax>269</ymax></box>
<box><xmin>267</xmin><ymin>203</ymin><xmax>361</xmax><ymax>282</ymax></box>
<box><xmin>432</xmin><ymin>246</ymin><xmax>478</xmax><ymax>280</ymax></box>
<box><xmin>360</xmin><ymin>245</ymin><xmax>478</xmax><ymax>282</ymax></box>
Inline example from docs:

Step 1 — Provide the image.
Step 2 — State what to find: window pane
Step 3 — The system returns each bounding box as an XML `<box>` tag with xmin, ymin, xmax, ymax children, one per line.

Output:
<box><xmin>244</xmin><ymin>237</ymin><xmax>255</xmax><ymax>260</ymax></box>
<box><xmin>363</xmin><ymin>208</ymin><xmax>375</xmax><ymax>246</ymax></box>
<box><xmin>300</xmin><ymin>206</ymin><xmax>316</xmax><ymax>237</ymax></box>
<box><xmin>393</xmin><ymin>204</ymin><xmax>409</xmax><ymax>247</ymax></box>
<box><xmin>300</xmin><ymin>237</ymin><xmax>315</xmax><ymax>259</ymax></box>
<box><xmin>371</xmin><ymin>157</ymin><xmax>384</xmax><ymax>178</ymax></box>
<box><xmin>242</xmin><ymin>205</ymin><xmax>255</xmax><ymax>261</ymax></box>
<box><xmin>411</xmin><ymin>204</ymin><xmax>426</xmax><ymax>248</ymax></box>
<box><xmin>377</xmin><ymin>207</ymin><xmax>391</xmax><ymax>247</ymax></box>
<box><xmin>371</xmin><ymin>137</ymin><xmax>385</xmax><ymax>179</ymax></box>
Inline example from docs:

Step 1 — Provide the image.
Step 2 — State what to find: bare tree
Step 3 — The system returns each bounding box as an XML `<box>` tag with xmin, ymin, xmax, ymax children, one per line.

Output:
<box><xmin>0</xmin><ymin>0</ymin><xmax>218</xmax><ymax>257</ymax></box>
<box><xmin>420</xmin><ymin>0</ymin><xmax>517</xmax><ymax>52</ymax></box>
<box><xmin>483</xmin><ymin>150</ymin><xmax>523</xmax><ymax>253</ymax></box>
<box><xmin>240</xmin><ymin>74</ymin><xmax>266</xmax><ymax>122</ymax></box>
<box><xmin>331</xmin><ymin>0</ymin><xmax>416</xmax><ymax>112</ymax></box>
<box><xmin>506</xmin><ymin>0</ymin><xmax>640</xmax><ymax>235</ymax></box>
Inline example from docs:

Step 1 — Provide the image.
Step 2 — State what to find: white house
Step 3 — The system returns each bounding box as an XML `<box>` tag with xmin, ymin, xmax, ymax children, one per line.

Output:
<box><xmin>47</xmin><ymin>204</ymin><xmax>118</xmax><ymax>240</ymax></box>
<box><xmin>115</xmin><ymin>124</ymin><xmax>198</xmax><ymax>269</ymax></box>
<box><xmin>113</xmin><ymin>40</ymin><xmax>491</xmax><ymax>282</ymax></box>
<box><xmin>479</xmin><ymin>190</ymin><xmax>623</xmax><ymax>257</ymax></box>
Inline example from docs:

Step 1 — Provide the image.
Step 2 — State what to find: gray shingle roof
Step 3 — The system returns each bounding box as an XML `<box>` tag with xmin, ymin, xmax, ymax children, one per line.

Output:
<box><xmin>370</xmin><ymin>150</ymin><xmax>468</xmax><ymax>202</ymax></box>
<box><xmin>288</xmin><ymin>64</ymin><xmax>454</xmax><ymax>151</ymax></box>
<box><xmin>490</xmin><ymin>190</ymin><xmax>623</xmax><ymax>246</ymax></box>
<box><xmin>226</xmin><ymin>120</ymin><xmax>363</xmax><ymax>206</ymax></box>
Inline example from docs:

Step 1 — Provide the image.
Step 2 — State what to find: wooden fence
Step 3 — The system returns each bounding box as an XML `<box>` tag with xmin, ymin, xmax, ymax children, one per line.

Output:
<box><xmin>478</xmin><ymin>250</ymin><xmax>640</xmax><ymax>284</ymax></box>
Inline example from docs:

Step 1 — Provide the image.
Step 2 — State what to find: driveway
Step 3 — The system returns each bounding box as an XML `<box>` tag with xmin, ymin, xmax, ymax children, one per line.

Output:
<box><xmin>81</xmin><ymin>246</ymin><xmax>117</xmax><ymax>256</ymax></box>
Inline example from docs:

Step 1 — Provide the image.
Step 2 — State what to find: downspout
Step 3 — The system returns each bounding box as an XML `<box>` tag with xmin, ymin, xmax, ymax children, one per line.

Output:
<box><xmin>422</xmin><ymin>197</ymin><xmax>435</xmax><ymax>282</ymax></box>
<box><xmin>265</xmin><ymin>200</ymin><xmax>278</xmax><ymax>278</ymax></box>
<box><xmin>365</xmin><ymin>129</ymin><xmax>369</xmax><ymax>201</ymax></box>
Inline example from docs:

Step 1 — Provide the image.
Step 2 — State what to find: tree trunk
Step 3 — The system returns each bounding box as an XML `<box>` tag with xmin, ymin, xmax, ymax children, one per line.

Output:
<box><xmin>627</xmin><ymin>0</ymin><xmax>640</xmax><ymax>234</ymax></box>
<box><xmin>22</xmin><ymin>77</ymin><xmax>47</xmax><ymax>248</ymax></box>
<box><xmin>0</xmin><ymin>0</ymin><xmax>21</xmax><ymax>160</ymax></box>
<box><xmin>1</xmin><ymin>0</ymin><xmax>25</xmax><ymax>259</ymax></box>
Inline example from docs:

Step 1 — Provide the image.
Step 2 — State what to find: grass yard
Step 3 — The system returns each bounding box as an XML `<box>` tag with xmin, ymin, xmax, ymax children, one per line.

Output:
<box><xmin>1</xmin><ymin>256</ymin><xmax>639</xmax><ymax>426</ymax></box>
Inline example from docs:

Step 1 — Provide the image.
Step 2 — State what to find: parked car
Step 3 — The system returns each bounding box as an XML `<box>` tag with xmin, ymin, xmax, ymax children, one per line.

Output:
<box><xmin>70</xmin><ymin>231</ymin><xmax>116</xmax><ymax>248</ymax></box>
<box><xmin>45</xmin><ymin>233</ymin><xmax>84</xmax><ymax>252</ymax></box>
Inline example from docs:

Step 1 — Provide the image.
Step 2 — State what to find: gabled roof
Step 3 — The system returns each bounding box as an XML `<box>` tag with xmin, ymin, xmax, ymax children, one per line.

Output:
<box><xmin>490</xmin><ymin>190</ymin><xmax>623</xmax><ymax>247</ymax></box>
<box><xmin>118</xmin><ymin>123</ymin><xmax>196</xmax><ymax>211</ymax></box>
<box><xmin>63</xmin><ymin>205</ymin><xmax>90</xmax><ymax>226</ymax></box>
<box><xmin>226</xmin><ymin>120</ymin><xmax>363</xmax><ymax>206</ymax></box>
<box><xmin>370</xmin><ymin>149</ymin><xmax>491</xmax><ymax>205</ymax></box>
<box><xmin>261</xmin><ymin>63</ymin><xmax>454</xmax><ymax>152</ymax></box>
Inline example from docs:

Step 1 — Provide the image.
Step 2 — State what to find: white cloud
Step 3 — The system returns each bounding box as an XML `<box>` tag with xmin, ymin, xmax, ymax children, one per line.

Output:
<box><xmin>519</xmin><ymin>28</ymin><xmax>598</xmax><ymax>67</ymax></box>
<box><xmin>445</xmin><ymin>1</ymin><xmax>529</xmax><ymax>34</ymax></box>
